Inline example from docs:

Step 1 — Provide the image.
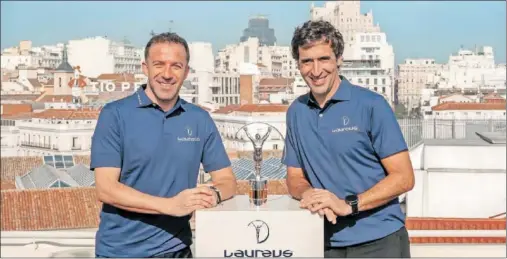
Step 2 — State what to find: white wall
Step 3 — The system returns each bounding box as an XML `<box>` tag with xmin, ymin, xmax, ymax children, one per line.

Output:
<box><xmin>406</xmin><ymin>143</ymin><xmax>506</xmax><ymax>218</ymax></box>
<box><xmin>424</xmin><ymin>170</ymin><xmax>505</xmax><ymax>218</ymax></box>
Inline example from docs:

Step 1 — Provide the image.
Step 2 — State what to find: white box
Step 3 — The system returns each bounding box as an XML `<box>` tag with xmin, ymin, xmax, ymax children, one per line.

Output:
<box><xmin>195</xmin><ymin>195</ymin><xmax>324</xmax><ymax>258</ymax></box>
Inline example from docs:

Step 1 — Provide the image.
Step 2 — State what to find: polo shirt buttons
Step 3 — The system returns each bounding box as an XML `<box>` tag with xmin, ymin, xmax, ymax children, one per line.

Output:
<box><xmin>319</xmin><ymin>114</ymin><xmax>323</xmax><ymax>118</ymax></box>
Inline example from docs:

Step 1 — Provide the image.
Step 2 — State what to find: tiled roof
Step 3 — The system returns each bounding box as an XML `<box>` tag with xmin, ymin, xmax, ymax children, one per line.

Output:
<box><xmin>406</xmin><ymin>217</ymin><xmax>506</xmax><ymax>230</ymax></box>
<box><xmin>1</xmin><ymin>104</ymin><xmax>33</xmax><ymax>116</ymax></box>
<box><xmin>1</xmin><ymin>187</ymin><xmax>101</xmax><ymax>231</ymax></box>
<box><xmin>213</xmin><ymin>104</ymin><xmax>241</xmax><ymax>114</ymax></box>
<box><xmin>410</xmin><ymin>237</ymin><xmax>505</xmax><ymax>244</ymax></box>
<box><xmin>74</xmin><ymin>155</ymin><xmax>91</xmax><ymax>165</ymax></box>
<box><xmin>432</xmin><ymin>102</ymin><xmax>506</xmax><ymax>111</ymax></box>
<box><xmin>1</xmin><ymin>156</ymin><xmax>43</xmax><ymax>181</ymax></box>
<box><xmin>236</xmin><ymin>104</ymin><xmax>289</xmax><ymax>113</ymax></box>
<box><xmin>97</xmin><ymin>73</ymin><xmax>136</xmax><ymax>82</ymax></box>
<box><xmin>259</xmin><ymin>78</ymin><xmax>294</xmax><ymax>87</ymax></box>
<box><xmin>30</xmin><ymin>109</ymin><xmax>100</xmax><ymax>120</ymax></box>
<box><xmin>0</xmin><ymin>94</ymin><xmax>40</xmax><ymax>101</ymax></box>
<box><xmin>1</xmin><ymin>111</ymin><xmax>34</xmax><ymax>120</ymax></box>
<box><xmin>1</xmin><ymin>180</ymin><xmax>506</xmax><ymax>245</ymax></box>
<box><xmin>1</xmin><ymin>180</ymin><xmax>16</xmax><ymax>190</ymax></box>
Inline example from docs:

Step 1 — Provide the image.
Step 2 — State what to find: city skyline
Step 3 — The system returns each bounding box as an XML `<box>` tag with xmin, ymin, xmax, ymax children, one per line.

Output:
<box><xmin>1</xmin><ymin>1</ymin><xmax>506</xmax><ymax>65</ymax></box>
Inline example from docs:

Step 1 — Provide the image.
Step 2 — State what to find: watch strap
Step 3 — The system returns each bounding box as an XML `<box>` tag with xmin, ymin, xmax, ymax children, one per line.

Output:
<box><xmin>209</xmin><ymin>186</ymin><xmax>222</xmax><ymax>204</ymax></box>
<box><xmin>346</xmin><ymin>195</ymin><xmax>359</xmax><ymax>215</ymax></box>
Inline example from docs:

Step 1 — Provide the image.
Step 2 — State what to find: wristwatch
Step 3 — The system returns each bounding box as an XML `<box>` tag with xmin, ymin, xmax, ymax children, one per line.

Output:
<box><xmin>345</xmin><ymin>195</ymin><xmax>359</xmax><ymax>216</ymax></box>
<box><xmin>208</xmin><ymin>186</ymin><xmax>222</xmax><ymax>205</ymax></box>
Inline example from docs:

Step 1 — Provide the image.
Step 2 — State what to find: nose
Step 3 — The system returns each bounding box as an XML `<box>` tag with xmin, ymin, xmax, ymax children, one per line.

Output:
<box><xmin>311</xmin><ymin>61</ymin><xmax>322</xmax><ymax>77</ymax></box>
<box><xmin>161</xmin><ymin>65</ymin><xmax>174</xmax><ymax>80</ymax></box>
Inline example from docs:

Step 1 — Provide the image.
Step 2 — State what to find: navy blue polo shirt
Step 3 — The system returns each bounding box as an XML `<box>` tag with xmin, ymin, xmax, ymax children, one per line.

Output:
<box><xmin>283</xmin><ymin>76</ymin><xmax>408</xmax><ymax>247</ymax></box>
<box><xmin>90</xmin><ymin>85</ymin><xmax>231</xmax><ymax>257</ymax></box>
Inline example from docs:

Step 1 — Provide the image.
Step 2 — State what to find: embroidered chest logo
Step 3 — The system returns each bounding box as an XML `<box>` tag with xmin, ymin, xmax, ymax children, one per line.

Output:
<box><xmin>178</xmin><ymin>126</ymin><xmax>200</xmax><ymax>142</ymax></box>
<box><xmin>332</xmin><ymin>116</ymin><xmax>359</xmax><ymax>133</ymax></box>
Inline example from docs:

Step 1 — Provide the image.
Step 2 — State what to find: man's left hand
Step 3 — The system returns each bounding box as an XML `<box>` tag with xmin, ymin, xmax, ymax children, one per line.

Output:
<box><xmin>300</xmin><ymin>189</ymin><xmax>352</xmax><ymax>216</ymax></box>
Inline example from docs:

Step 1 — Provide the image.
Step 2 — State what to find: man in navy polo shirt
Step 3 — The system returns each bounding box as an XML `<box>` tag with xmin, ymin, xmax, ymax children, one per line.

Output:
<box><xmin>91</xmin><ymin>32</ymin><xmax>237</xmax><ymax>258</ymax></box>
<box><xmin>283</xmin><ymin>20</ymin><xmax>415</xmax><ymax>258</ymax></box>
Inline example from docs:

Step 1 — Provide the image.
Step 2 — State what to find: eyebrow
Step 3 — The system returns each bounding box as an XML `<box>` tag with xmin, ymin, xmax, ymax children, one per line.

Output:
<box><xmin>301</xmin><ymin>55</ymin><xmax>332</xmax><ymax>62</ymax></box>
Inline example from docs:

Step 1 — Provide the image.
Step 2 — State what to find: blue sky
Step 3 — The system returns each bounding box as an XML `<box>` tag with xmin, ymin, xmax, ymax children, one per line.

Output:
<box><xmin>1</xmin><ymin>1</ymin><xmax>505</xmax><ymax>65</ymax></box>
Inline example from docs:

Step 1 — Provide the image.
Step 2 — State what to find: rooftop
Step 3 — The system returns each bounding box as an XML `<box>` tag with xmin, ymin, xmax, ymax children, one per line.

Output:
<box><xmin>432</xmin><ymin>102</ymin><xmax>506</xmax><ymax>111</ymax></box>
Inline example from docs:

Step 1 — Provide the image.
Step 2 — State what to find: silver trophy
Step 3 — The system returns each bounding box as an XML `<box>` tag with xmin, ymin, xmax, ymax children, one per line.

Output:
<box><xmin>236</xmin><ymin>122</ymin><xmax>284</xmax><ymax>207</ymax></box>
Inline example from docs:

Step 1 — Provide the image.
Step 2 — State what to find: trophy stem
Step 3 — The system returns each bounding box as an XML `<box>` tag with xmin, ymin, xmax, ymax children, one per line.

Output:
<box><xmin>249</xmin><ymin>176</ymin><xmax>268</xmax><ymax>207</ymax></box>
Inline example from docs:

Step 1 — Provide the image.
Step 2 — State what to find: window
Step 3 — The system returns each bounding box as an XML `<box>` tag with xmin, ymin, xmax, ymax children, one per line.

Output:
<box><xmin>382</xmin><ymin>78</ymin><xmax>386</xmax><ymax>85</ymax></box>
<box><xmin>72</xmin><ymin>137</ymin><xmax>78</xmax><ymax>148</ymax></box>
<box><xmin>43</xmin><ymin>155</ymin><xmax>74</xmax><ymax>169</ymax></box>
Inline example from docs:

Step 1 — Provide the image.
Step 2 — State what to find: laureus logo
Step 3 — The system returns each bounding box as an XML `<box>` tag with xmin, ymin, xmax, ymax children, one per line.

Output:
<box><xmin>248</xmin><ymin>220</ymin><xmax>270</xmax><ymax>244</ymax></box>
<box><xmin>223</xmin><ymin>220</ymin><xmax>294</xmax><ymax>257</ymax></box>
<box><xmin>186</xmin><ymin>126</ymin><xmax>193</xmax><ymax>136</ymax></box>
<box><xmin>177</xmin><ymin>126</ymin><xmax>200</xmax><ymax>142</ymax></box>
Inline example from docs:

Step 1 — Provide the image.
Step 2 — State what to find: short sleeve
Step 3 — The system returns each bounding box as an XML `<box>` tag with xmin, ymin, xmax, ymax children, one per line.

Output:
<box><xmin>201</xmin><ymin>115</ymin><xmax>231</xmax><ymax>173</ymax></box>
<box><xmin>282</xmin><ymin>110</ymin><xmax>302</xmax><ymax>168</ymax></box>
<box><xmin>370</xmin><ymin>97</ymin><xmax>408</xmax><ymax>159</ymax></box>
<box><xmin>90</xmin><ymin>104</ymin><xmax>123</xmax><ymax>170</ymax></box>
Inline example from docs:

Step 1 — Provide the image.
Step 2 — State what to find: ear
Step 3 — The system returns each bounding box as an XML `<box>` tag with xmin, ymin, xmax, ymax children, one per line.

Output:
<box><xmin>142</xmin><ymin>61</ymin><xmax>149</xmax><ymax>77</ymax></box>
<box><xmin>336</xmin><ymin>56</ymin><xmax>344</xmax><ymax>67</ymax></box>
<box><xmin>183</xmin><ymin>65</ymin><xmax>190</xmax><ymax>80</ymax></box>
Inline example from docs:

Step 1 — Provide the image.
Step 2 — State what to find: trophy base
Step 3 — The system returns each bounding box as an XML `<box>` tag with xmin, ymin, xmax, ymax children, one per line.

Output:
<box><xmin>248</xmin><ymin>177</ymin><xmax>268</xmax><ymax>206</ymax></box>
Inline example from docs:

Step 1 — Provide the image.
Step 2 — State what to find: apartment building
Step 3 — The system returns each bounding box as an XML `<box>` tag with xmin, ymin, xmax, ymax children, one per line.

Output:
<box><xmin>1</xmin><ymin>109</ymin><xmax>99</xmax><ymax>157</ymax></box>
<box><xmin>398</xmin><ymin>59</ymin><xmax>442</xmax><ymax>110</ymax></box>
<box><xmin>310</xmin><ymin>1</ymin><xmax>381</xmax><ymax>50</ymax></box>
<box><xmin>429</xmin><ymin>46</ymin><xmax>506</xmax><ymax>91</ymax></box>
<box><xmin>67</xmin><ymin>36</ymin><xmax>142</xmax><ymax>77</ymax></box>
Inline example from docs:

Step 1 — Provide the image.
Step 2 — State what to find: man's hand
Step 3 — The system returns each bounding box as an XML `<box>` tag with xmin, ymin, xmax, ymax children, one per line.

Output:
<box><xmin>301</xmin><ymin>189</ymin><xmax>337</xmax><ymax>224</ymax></box>
<box><xmin>161</xmin><ymin>186</ymin><xmax>215</xmax><ymax>217</ymax></box>
<box><xmin>300</xmin><ymin>189</ymin><xmax>352</xmax><ymax>217</ymax></box>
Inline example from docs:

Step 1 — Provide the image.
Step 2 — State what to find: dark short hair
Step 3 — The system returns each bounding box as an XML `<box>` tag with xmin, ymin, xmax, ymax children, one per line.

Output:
<box><xmin>144</xmin><ymin>32</ymin><xmax>190</xmax><ymax>64</ymax></box>
<box><xmin>291</xmin><ymin>20</ymin><xmax>344</xmax><ymax>61</ymax></box>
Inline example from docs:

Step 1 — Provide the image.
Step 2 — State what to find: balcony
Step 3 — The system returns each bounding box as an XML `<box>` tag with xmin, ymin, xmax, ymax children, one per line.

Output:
<box><xmin>20</xmin><ymin>141</ymin><xmax>51</xmax><ymax>150</ymax></box>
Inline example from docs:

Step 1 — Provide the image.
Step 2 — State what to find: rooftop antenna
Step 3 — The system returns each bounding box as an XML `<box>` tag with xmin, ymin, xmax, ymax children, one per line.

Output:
<box><xmin>168</xmin><ymin>20</ymin><xmax>174</xmax><ymax>33</ymax></box>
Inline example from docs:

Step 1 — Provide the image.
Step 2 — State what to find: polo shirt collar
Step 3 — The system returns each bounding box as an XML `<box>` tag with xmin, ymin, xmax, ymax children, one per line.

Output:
<box><xmin>306</xmin><ymin>75</ymin><xmax>352</xmax><ymax>106</ymax></box>
<box><xmin>135</xmin><ymin>84</ymin><xmax>187</xmax><ymax>112</ymax></box>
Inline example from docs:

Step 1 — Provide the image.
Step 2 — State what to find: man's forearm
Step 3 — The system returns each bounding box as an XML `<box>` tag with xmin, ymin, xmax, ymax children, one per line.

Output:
<box><xmin>287</xmin><ymin>179</ymin><xmax>313</xmax><ymax>200</ymax></box>
<box><xmin>113</xmin><ymin>204</ymin><xmax>161</xmax><ymax>214</ymax></box>
<box><xmin>213</xmin><ymin>178</ymin><xmax>236</xmax><ymax>201</ymax></box>
<box><xmin>357</xmin><ymin>173</ymin><xmax>412</xmax><ymax>212</ymax></box>
<box><xmin>98</xmin><ymin>182</ymin><xmax>168</xmax><ymax>214</ymax></box>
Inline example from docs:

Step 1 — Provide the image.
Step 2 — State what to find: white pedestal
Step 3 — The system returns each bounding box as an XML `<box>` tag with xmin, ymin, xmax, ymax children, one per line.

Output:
<box><xmin>195</xmin><ymin>195</ymin><xmax>324</xmax><ymax>258</ymax></box>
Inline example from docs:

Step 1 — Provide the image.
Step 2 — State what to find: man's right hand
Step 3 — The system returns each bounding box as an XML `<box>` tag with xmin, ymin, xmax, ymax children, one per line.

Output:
<box><xmin>161</xmin><ymin>187</ymin><xmax>216</xmax><ymax>217</ymax></box>
<box><xmin>301</xmin><ymin>189</ymin><xmax>337</xmax><ymax>224</ymax></box>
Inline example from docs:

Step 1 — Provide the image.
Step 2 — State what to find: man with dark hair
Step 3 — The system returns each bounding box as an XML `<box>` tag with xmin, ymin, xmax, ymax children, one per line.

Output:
<box><xmin>283</xmin><ymin>20</ymin><xmax>415</xmax><ymax>258</ymax></box>
<box><xmin>91</xmin><ymin>32</ymin><xmax>237</xmax><ymax>258</ymax></box>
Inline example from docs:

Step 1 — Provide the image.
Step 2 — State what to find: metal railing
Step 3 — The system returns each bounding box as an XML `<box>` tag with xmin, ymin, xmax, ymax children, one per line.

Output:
<box><xmin>398</xmin><ymin>118</ymin><xmax>507</xmax><ymax>148</ymax></box>
<box><xmin>20</xmin><ymin>141</ymin><xmax>52</xmax><ymax>149</ymax></box>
